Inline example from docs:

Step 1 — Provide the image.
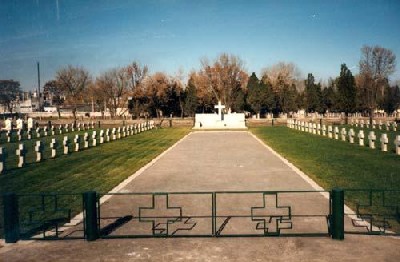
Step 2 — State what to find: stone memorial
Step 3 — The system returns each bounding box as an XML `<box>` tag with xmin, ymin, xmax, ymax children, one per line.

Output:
<box><xmin>348</xmin><ymin>129</ymin><xmax>355</xmax><ymax>144</ymax></box>
<box><xmin>380</xmin><ymin>133</ymin><xmax>388</xmax><ymax>152</ymax></box>
<box><xmin>74</xmin><ymin>135</ymin><xmax>80</xmax><ymax>152</ymax></box>
<box><xmin>27</xmin><ymin>128</ymin><xmax>32</xmax><ymax>140</ymax></box>
<box><xmin>77</xmin><ymin>123</ymin><xmax>81</xmax><ymax>131</ymax></box>
<box><xmin>99</xmin><ymin>130</ymin><xmax>104</xmax><ymax>144</ymax></box>
<box><xmin>393</xmin><ymin>122</ymin><xmax>397</xmax><ymax>132</ymax></box>
<box><xmin>16</xmin><ymin>143</ymin><xmax>26</xmax><ymax>167</ymax></box>
<box><xmin>194</xmin><ymin>101</ymin><xmax>246</xmax><ymax>129</ymax></box>
<box><xmin>394</xmin><ymin>135</ymin><xmax>400</xmax><ymax>155</ymax></box>
<box><xmin>368</xmin><ymin>131</ymin><xmax>376</xmax><ymax>149</ymax></box>
<box><xmin>27</xmin><ymin>118</ymin><xmax>35</xmax><ymax>129</ymax></box>
<box><xmin>50</xmin><ymin>138</ymin><xmax>57</xmax><ymax>158</ymax></box>
<box><xmin>328</xmin><ymin>126</ymin><xmax>333</xmax><ymax>139</ymax></box>
<box><xmin>92</xmin><ymin>131</ymin><xmax>97</xmax><ymax>147</ymax></box>
<box><xmin>360</xmin><ymin>119</ymin><xmax>364</xmax><ymax>128</ymax></box>
<box><xmin>43</xmin><ymin>126</ymin><xmax>48</xmax><ymax>136</ymax></box>
<box><xmin>358</xmin><ymin>130</ymin><xmax>365</xmax><ymax>146</ymax></box>
<box><xmin>372</xmin><ymin>120</ymin><xmax>376</xmax><ymax>129</ymax></box>
<box><xmin>63</xmin><ymin>136</ymin><xmax>70</xmax><ymax>155</ymax></box>
<box><xmin>4</xmin><ymin>119</ymin><xmax>12</xmax><ymax>131</ymax></box>
<box><xmin>17</xmin><ymin>129</ymin><xmax>22</xmax><ymax>141</ymax></box>
<box><xmin>83</xmin><ymin>132</ymin><xmax>89</xmax><ymax>148</ymax></box>
<box><xmin>65</xmin><ymin>124</ymin><xmax>69</xmax><ymax>133</ymax></box>
<box><xmin>340</xmin><ymin>128</ymin><xmax>346</xmax><ymax>141</ymax></box>
<box><xmin>334</xmin><ymin>126</ymin><xmax>339</xmax><ymax>140</ymax></box>
<box><xmin>105</xmin><ymin>129</ymin><xmax>110</xmax><ymax>142</ymax></box>
<box><xmin>117</xmin><ymin>127</ymin><xmax>121</xmax><ymax>139</ymax></box>
<box><xmin>6</xmin><ymin>130</ymin><xmax>12</xmax><ymax>143</ymax></box>
<box><xmin>36</xmin><ymin>127</ymin><xmax>41</xmax><ymax>138</ymax></box>
<box><xmin>35</xmin><ymin>141</ymin><xmax>43</xmax><ymax>162</ymax></box>
<box><xmin>51</xmin><ymin>126</ymin><xmax>55</xmax><ymax>136</ymax></box>
<box><xmin>16</xmin><ymin>118</ymin><xmax>24</xmax><ymax>130</ymax></box>
<box><xmin>378</xmin><ymin>120</ymin><xmax>383</xmax><ymax>130</ymax></box>
<box><xmin>59</xmin><ymin>125</ymin><xmax>63</xmax><ymax>134</ymax></box>
<box><xmin>322</xmin><ymin>125</ymin><xmax>326</xmax><ymax>136</ymax></box>
<box><xmin>112</xmin><ymin>128</ymin><xmax>116</xmax><ymax>140</ymax></box>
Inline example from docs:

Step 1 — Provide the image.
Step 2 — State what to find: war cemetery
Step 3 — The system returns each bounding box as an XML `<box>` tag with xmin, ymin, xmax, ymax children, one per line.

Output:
<box><xmin>1</xmin><ymin>1</ymin><xmax>400</xmax><ymax>261</ymax></box>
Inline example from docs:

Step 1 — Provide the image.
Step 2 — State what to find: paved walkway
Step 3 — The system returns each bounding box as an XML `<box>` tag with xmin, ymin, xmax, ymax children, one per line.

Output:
<box><xmin>1</xmin><ymin>131</ymin><xmax>399</xmax><ymax>261</ymax></box>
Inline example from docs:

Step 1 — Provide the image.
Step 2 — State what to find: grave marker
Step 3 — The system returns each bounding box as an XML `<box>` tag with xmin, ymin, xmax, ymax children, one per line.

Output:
<box><xmin>394</xmin><ymin>135</ymin><xmax>400</xmax><ymax>155</ymax></box>
<box><xmin>50</xmin><ymin>138</ymin><xmax>57</xmax><ymax>158</ymax></box>
<box><xmin>63</xmin><ymin>136</ymin><xmax>70</xmax><ymax>155</ymax></box>
<box><xmin>368</xmin><ymin>131</ymin><xmax>376</xmax><ymax>149</ymax></box>
<box><xmin>340</xmin><ymin>128</ymin><xmax>346</xmax><ymax>141</ymax></box>
<box><xmin>92</xmin><ymin>131</ymin><xmax>97</xmax><ymax>147</ymax></box>
<box><xmin>84</xmin><ymin>132</ymin><xmax>89</xmax><ymax>148</ymax></box>
<box><xmin>35</xmin><ymin>141</ymin><xmax>43</xmax><ymax>162</ymax></box>
<box><xmin>380</xmin><ymin>133</ymin><xmax>388</xmax><ymax>152</ymax></box>
<box><xmin>16</xmin><ymin>143</ymin><xmax>26</xmax><ymax>167</ymax></box>
<box><xmin>74</xmin><ymin>135</ymin><xmax>80</xmax><ymax>152</ymax></box>
<box><xmin>348</xmin><ymin>129</ymin><xmax>355</xmax><ymax>144</ymax></box>
<box><xmin>358</xmin><ymin>130</ymin><xmax>365</xmax><ymax>146</ymax></box>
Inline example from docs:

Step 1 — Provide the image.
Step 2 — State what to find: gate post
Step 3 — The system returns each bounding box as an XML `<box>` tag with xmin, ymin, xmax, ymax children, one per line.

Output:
<box><xmin>331</xmin><ymin>188</ymin><xmax>344</xmax><ymax>240</ymax></box>
<box><xmin>83</xmin><ymin>191</ymin><xmax>99</xmax><ymax>241</ymax></box>
<box><xmin>3</xmin><ymin>193</ymin><xmax>20</xmax><ymax>243</ymax></box>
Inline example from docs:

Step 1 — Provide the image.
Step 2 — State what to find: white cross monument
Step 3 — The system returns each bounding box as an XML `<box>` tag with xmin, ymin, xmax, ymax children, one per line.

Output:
<box><xmin>214</xmin><ymin>101</ymin><xmax>225</xmax><ymax>121</ymax></box>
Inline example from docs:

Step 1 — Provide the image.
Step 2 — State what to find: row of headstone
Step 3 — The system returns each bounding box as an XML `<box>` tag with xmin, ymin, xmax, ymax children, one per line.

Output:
<box><xmin>0</xmin><ymin>121</ymin><xmax>155</xmax><ymax>174</ymax></box>
<box><xmin>287</xmin><ymin>119</ymin><xmax>400</xmax><ymax>155</ymax></box>
<box><xmin>350</xmin><ymin>119</ymin><xmax>397</xmax><ymax>132</ymax></box>
<box><xmin>1</xmin><ymin>121</ymin><xmax>98</xmax><ymax>143</ymax></box>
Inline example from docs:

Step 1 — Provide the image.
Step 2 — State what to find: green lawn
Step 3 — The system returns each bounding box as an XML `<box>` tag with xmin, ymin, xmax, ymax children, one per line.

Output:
<box><xmin>252</xmin><ymin>126</ymin><xmax>400</xmax><ymax>233</ymax></box>
<box><xmin>0</xmin><ymin>127</ymin><xmax>190</xmax><ymax>237</ymax></box>
<box><xmin>251</xmin><ymin>126</ymin><xmax>400</xmax><ymax>190</ymax></box>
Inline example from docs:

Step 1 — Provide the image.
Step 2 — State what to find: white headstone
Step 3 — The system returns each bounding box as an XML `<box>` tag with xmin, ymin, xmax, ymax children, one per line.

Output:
<box><xmin>328</xmin><ymin>126</ymin><xmax>333</xmax><ymax>139</ymax></box>
<box><xmin>35</xmin><ymin>141</ymin><xmax>43</xmax><ymax>162</ymax></box>
<box><xmin>63</xmin><ymin>136</ymin><xmax>69</xmax><ymax>155</ymax></box>
<box><xmin>394</xmin><ymin>135</ymin><xmax>400</xmax><ymax>155</ymax></box>
<box><xmin>348</xmin><ymin>129</ymin><xmax>355</xmax><ymax>144</ymax></box>
<box><xmin>74</xmin><ymin>135</ymin><xmax>80</xmax><ymax>152</ymax></box>
<box><xmin>380</xmin><ymin>133</ymin><xmax>388</xmax><ymax>152</ymax></box>
<box><xmin>50</xmin><ymin>138</ymin><xmax>57</xmax><ymax>158</ymax></box>
<box><xmin>340</xmin><ymin>128</ymin><xmax>347</xmax><ymax>141</ymax></box>
<box><xmin>334</xmin><ymin>127</ymin><xmax>339</xmax><ymax>140</ymax></box>
<box><xmin>92</xmin><ymin>131</ymin><xmax>97</xmax><ymax>147</ymax></box>
<box><xmin>27</xmin><ymin>118</ymin><xmax>34</xmax><ymax>129</ymax></box>
<box><xmin>368</xmin><ymin>131</ymin><xmax>376</xmax><ymax>149</ymax></box>
<box><xmin>16</xmin><ymin>118</ymin><xmax>24</xmax><ymax>130</ymax></box>
<box><xmin>16</xmin><ymin>143</ymin><xmax>26</xmax><ymax>167</ymax></box>
<box><xmin>358</xmin><ymin>130</ymin><xmax>365</xmax><ymax>146</ymax></box>
<box><xmin>4</xmin><ymin>119</ymin><xmax>12</xmax><ymax>131</ymax></box>
<box><xmin>0</xmin><ymin>147</ymin><xmax>5</xmax><ymax>173</ymax></box>
<box><xmin>84</xmin><ymin>132</ymin><xmax>89</xmax><ymax>148</ymax></box>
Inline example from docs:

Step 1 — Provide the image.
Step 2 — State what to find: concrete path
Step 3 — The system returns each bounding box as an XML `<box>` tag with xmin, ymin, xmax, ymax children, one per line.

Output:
<box><xmin>1</xmin><ymin>131</ymin><xmax>399</xmax><ymax>261</ymax></box>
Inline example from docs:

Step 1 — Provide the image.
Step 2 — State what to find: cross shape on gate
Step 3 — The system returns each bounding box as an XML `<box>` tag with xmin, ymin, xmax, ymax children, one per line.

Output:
<box><xmin>214</xmin><ymin>101</ymin><xmax>225</xmax><ymax>120</ymax></box>
<box><xmin>139</xmin><ymin>194</ymin><xmax>183</xmax><ymax>236</ymax></box>
<box><xmin>251</xmin><ymin>193</ymin><xmax>292</xmax><ymax>236</ymax></box>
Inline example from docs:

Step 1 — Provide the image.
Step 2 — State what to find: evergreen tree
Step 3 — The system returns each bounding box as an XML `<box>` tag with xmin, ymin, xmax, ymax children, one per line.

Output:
<box><xmin>304</xmin><ymin>73</ymin><xmax>322</xmax><ymax>113</ymax></box>
<box><xmin>247</xmin><ymin>72</ymin><xmax>264</xmax><ymax>117</ymax></box>
<box><xmin>184</xmin><ymin>79</ymin><xmax>198</xmax><ymax>117</ymax></box>
<box><xmin>336</xmin><ymin>64</ymin><xmax>356</xmax><ymax>123</ymax></box>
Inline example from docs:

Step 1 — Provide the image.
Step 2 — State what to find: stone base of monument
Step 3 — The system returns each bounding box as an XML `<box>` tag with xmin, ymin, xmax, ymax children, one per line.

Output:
<box><xmin>193</xmin><ymin>113</ymin><xmax>247</xmax><ymax>129</ymax></box>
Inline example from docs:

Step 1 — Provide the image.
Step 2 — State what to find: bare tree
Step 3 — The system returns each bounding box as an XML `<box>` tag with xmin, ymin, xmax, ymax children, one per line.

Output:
<box><xmin>96</xmin><ymin>67</ymin><xmax>130</xmax><ymax>118</ymax></box>
<box><xmin>261</xmin><ymin>62</ymin><xmax>303</xmax><ymax>92</ymax></box>
<box><xmin>196</xmin><ymin>53</ymin><xmax>248</xmax><ymax>111</ymax></box>
<box><xmin>0</xmin><ymin>80</ymin><xmax>21</xmax><ymax>113</ymax></box>
<box><xmin>127</xmin><ymin>61</ymin><xmax>149</xmax><ymax>118</ymax></box>
<box><xmin>56</xmin><ymin>65</ymin><xmax>91</xmax><ymax>119</ymax></box>
<box><xmin>43</xmin><ymin>80</ymin><xmax>64</xmax><ymax>118</ymax></box>
<box><xmin>358</xmin><ymin>45</ymin><xmax>396</xmax><ymax>122</ymax></box>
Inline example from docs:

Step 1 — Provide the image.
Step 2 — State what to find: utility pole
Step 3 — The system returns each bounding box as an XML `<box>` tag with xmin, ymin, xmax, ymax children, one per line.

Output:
<box><xmin>37</xmin><ymin>62</ymin><xmax>41</xmax><ymax>111</ymax></box>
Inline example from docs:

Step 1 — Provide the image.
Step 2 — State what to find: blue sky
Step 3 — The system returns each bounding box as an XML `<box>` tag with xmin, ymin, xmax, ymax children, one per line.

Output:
<box><xmin>1</xmin><ymin>0</ymin><xmax>400</xmax><ymax>90</ymax></box>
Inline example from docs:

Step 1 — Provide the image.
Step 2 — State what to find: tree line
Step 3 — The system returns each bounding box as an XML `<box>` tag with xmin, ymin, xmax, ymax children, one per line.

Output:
<box><xmin>37</xmin><ymin>45</ymin><xmax>399</xmax><ymax>119</ymax></box>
